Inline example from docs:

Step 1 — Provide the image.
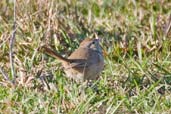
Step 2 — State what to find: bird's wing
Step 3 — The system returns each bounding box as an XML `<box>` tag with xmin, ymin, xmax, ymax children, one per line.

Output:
<box><xmin>64</xmin><ymin>59</ymin><xmax>89</xmax><ymax>69</ymax></box>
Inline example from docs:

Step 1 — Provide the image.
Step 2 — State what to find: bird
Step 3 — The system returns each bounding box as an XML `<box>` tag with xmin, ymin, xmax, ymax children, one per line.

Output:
<box><xmin>41</xmin><ymin>37</ymin><xmax>104</xmax><ymax>82</ymax></box>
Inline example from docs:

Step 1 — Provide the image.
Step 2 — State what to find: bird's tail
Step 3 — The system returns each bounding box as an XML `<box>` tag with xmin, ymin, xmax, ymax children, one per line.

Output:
<box><xmin>41</xmin><ymin>46</ymin><xmax>71</xmax><ymax>63</ymax></box>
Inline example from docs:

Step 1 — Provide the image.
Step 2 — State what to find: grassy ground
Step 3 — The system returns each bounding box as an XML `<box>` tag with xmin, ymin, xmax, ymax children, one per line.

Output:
<box><xmin>0</xmin><ymin>0</ymin><xmax>171</xmax><ymax>113</ymax></box>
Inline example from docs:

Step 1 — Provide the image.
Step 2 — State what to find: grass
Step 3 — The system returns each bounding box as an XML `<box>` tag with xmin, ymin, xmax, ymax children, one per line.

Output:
<box><xmin>0</xmin><ymin>0</ymin><xmax>171</xmax><ymax>113</ymax></box>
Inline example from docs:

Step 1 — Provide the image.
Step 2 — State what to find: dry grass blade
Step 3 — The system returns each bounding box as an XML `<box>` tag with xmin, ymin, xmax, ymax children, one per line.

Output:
<box><xmin>0</xmin><ymin>66</ymin><xmax>13</xmax><ymax>84</ymax></box>
<box><xmin>164</xmin><ymin>13</ymin><xmax>171</xmax><ymax>37</ymax></box>
<box><xmin>9</xmin><ymin>0</ymin><xmax>17</xmax><ymax>84</ymax></box>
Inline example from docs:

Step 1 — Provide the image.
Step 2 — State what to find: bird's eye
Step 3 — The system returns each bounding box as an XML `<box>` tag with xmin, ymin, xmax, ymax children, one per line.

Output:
<box><xmin>92</xmin><ymin>41</ymin><xmax>95</xmax><ymax>44</ymax></box>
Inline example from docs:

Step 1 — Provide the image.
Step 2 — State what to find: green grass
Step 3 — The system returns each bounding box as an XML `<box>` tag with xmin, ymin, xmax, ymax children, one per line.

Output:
<box><xmin>0</xmin><ymin>0</ymin><xmax>171</xmax><ymax>113</ymax></box>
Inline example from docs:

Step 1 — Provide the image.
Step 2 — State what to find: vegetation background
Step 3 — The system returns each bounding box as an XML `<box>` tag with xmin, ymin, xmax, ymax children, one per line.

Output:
<box><xmin>0</xmin><ymin>0</ymin><xmax>171</xmax><ymax>113</ymax></box>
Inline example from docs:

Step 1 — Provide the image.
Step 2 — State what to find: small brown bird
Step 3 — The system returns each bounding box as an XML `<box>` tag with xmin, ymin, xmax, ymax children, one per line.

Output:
<box><xmin>41</xmin><ymin>37</ymin><xmax>104</xmax><ymax>82</ymax></box>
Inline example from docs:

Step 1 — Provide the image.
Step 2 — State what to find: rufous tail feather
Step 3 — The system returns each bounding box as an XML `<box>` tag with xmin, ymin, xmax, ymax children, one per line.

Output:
<box><xmin>42</xmin><ymin>46</ymin><xmax>71</xmax><ymax>62</ymax></box>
